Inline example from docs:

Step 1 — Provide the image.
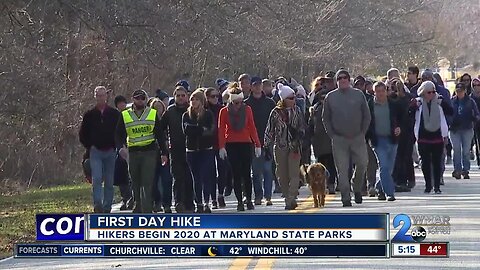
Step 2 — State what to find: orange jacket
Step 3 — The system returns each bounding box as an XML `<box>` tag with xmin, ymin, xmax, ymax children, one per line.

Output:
<box><xmin>218</xmin><ymin>105</ymin><xmax>261</xmax><ymax>149</ymax></box>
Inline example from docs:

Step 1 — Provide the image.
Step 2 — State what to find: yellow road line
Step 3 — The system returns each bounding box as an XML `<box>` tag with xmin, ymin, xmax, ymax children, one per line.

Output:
<box><xmin>228</xmin><ymin>258</ymin><xmax>253</xmax><ymax>270</ymax></box>
<box><xmin>253</xmin><ymin>194</ymin><xmax>336</xmax><ymax>270</ymax></box>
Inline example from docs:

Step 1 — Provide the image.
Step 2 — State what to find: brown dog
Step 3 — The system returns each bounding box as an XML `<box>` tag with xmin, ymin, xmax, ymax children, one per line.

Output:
<box><xmin>300</xmin><ymin>163</ymin><xmax>327</xmax><ymax>208</ymax></box>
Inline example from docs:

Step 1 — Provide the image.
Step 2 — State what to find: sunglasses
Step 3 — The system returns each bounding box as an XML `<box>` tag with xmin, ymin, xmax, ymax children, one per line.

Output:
<box><xmin>337</xmin><ymin>76</ymin><xmax>349</xmax><ymax>81</ymax></box>
<box><xmin>133</xmin><ymin>96</ymin><xmax>146</xmax><ymax>100</ymax></box>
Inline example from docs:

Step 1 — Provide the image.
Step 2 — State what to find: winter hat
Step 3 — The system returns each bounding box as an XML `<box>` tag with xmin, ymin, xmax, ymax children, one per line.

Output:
<box><xmin>175</xmin><ymin>80</ymin><xmax>190</xmax><ymax>92</ymax></box>
<box><xmin>155</xmin><ymin>89</ymin><xmax>169</xmax><ymax>100</ymax></box>
<box><xmin>417</xmin><ymin>81</ymin><xmax>436</xmax><ymax>96</ymax></box>
<box><xmin>295</xmin><ymin>84</ymin><xmax>307</xmax><ymax>98</ymax></box>
<box><xmin>335</xmin><ymin>69</ymin><xmax>350</xmax><ymax>81</ymax></box>
<box><xmin>215</xmin><ymin>78</ymin><xmax>229</xmax><ymax>89</ymax></box>
<box><xmin>277</xmin><ymin>83</ymin><xmax>295</xmax><ymax>100</ymax></box>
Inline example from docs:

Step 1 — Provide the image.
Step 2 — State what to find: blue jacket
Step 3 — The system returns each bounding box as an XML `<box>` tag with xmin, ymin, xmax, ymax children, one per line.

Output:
<box><xmin>450</xmin><ymin>95</ymin><xmax>480</xmax><ymax>131</ymax></box>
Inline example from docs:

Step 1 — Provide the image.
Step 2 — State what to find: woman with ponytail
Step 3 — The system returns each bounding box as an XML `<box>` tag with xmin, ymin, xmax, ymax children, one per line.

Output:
<box><xmin>218</xmin><ymin>82</ymin><xmax>261</xmax><ymax>211</ymax></box>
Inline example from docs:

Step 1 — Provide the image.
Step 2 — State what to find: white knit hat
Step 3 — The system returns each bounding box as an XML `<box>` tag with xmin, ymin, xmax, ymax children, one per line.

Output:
<box><xmin>417</xmin><ymin>81</ymin><xmax>436</xmax><ymax>96</ymax></box>
<box><xmin>277</xmin><ymin>83</ymin><xmax>295</xmax><ymax>100</ymax></box>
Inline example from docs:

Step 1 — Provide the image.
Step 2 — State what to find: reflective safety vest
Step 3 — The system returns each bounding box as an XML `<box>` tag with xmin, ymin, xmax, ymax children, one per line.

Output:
<box><xmin>122</xmin><ymin>107</ymin><xmax>157</xmax><ymax>147</ymax></box>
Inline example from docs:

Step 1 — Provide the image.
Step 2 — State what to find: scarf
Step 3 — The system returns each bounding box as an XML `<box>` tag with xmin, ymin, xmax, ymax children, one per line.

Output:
<box><xmin>422</xmin><ymin>96</ymin><xmax>441</xmax><ymax>132</ymax></box>
<box><xmin>228</xmin><ymin>103</ymin><xmax>246</xmax><ymax>131</ymax></box>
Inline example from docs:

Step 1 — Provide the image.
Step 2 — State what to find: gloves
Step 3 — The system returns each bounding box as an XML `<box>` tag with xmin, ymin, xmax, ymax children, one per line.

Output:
<box><xmin>254</xmin><ymin>147</ymin><xmax>262</xmax><ymax>158</ymax></box>
<box><xmin>219</xmin><ymin>148</ymin><xmax>227</xmax><ymax>160</ymax></box>
<box><xmin>264</xmin><ymin>147</ymin><xmax>272</xmax><ymax>161</ymax></box>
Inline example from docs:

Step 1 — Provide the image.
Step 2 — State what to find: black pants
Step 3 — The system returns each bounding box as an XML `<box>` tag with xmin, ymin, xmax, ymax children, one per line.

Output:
<box><xmin>226</xmin><ymin>142</ymin><xmax>253</xmax><ymax>203</ymax></box>
<box><xmin>418</xmin><ymin>142</ymin><xmax>443</xmax><ymax>191</ymax></box>
<box><xmin>119</xmin><ymin>183</ymin><xmax>132</xmax><ymax>203</ymax></box>
<box><xmin>316</xmin><ymin>153</ymin><xmax>337</xmax><ymax>186</ymax></box>
<box><xmin>171</xmin><ymin>149</ymin><xmax>195</xmax><ymax>210</ymax></box>
<box><xmin>393</xmin><ymin>134</ymin><xmax>415</xmax><ymax>186</ymax></box>
<box><xmin>214</xmin><ymin>150</ymin><xmax>228</xmax><ymax>199</ymax></box>
<box><xmin>474</xmin><ymin>125</ymin><xmax>480</xmax><ymax>166</ymax></box>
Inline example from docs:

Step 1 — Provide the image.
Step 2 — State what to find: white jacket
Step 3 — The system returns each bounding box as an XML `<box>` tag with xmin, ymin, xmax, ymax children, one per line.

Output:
<box><xmin>414</xmin><ymin>97</ymin><xmax>448</xmax><ymax>141</ymax></box>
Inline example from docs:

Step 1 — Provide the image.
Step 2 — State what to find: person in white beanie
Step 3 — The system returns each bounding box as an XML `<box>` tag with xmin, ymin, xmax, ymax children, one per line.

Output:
<box><xmin>264</xmin><ymin>83</ymin><xmax>305</xmax><ymax>210</ymax></box>
<box><xmin>410</xmin><ymin>81</ymin><xmax>453</xmax><ymax>194</ymax></box>
<box><xmin>218</xmin><ymin>82</ymin><xmax>262</xmax><ymax>211</ymax></box>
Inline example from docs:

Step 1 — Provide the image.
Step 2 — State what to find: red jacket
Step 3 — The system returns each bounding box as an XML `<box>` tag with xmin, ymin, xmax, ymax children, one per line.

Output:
<box><xmin>218</xmin><ymin>105</ymin><xmax>261</xmax><ymax>149</ymax></box>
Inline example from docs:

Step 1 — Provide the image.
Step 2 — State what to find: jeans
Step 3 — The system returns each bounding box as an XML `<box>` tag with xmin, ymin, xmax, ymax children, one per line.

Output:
<box><xmin>89</xmin><ymin>146</ymin><xmax>116</xmax><ymax>211</ymax></box>
<box><xmin>251</xmin><ymin>149</ymin><xmax>274</xmax><ymax>200</ymax></box>
<box><xmin>152</xmin><ymin>160</ymin><xmax>173</xmax><ymax>208</ymax></box>
<box><xmin>187</xmin><ymin>149</ymin><xmax>216</xmax><ymax>205</ymax></box>
<box><xmin>373</xmin><ymin>137</ymin><xmax>398</xmax><ymax>197</ymax></box>
<box><xmin>450</xmin><ymin>129</ymin><xmax>474</xmax><ymax>172</ymax></box>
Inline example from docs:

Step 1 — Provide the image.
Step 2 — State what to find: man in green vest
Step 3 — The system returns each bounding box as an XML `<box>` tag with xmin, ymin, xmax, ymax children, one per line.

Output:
<box><xmin>116</xmin><ymin>89</ymin><xmax>168</xmax><ymax>213</ymax></box>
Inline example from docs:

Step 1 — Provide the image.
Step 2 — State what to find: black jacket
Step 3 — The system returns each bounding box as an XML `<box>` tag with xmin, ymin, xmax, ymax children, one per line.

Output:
<box><xmin>245</xmin><ymin>93</ymin><xmax>276</xmax><ymax>146</ymax></box>
<box><xmin>206</xmin><ymin>103</ymin><xmax>224</xmax><ymax>149</ymax></box>
<box><xmin>366</xmin><ymin>98</ymin><xmax>403</xmax><ymax>147</ymax></box>
<box><xmin>160</xmin><ymin>103</ymin><xmax>188</xmax><ymax>150</ymax></box>
<box><xmin>79</xmin><ymin>105</ymin><xmax>120</xmax><ymax>150</ymax></box>
<box><xmin>182</xmin><ymin>110</ymin><xmax>215</xmax><ymax>151</ymax></box>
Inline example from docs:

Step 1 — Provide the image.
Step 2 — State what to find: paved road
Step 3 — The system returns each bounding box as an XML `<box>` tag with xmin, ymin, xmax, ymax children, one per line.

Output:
<box><xmin>1</xmin><ymin>165</ymin><xmax>479</xmax><ymax>269</ymax></box>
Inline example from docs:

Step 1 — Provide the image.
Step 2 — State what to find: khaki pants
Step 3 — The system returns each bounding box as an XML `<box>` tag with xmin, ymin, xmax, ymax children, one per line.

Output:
<box><xmin>332</xmin><ymin>135</ymin><xmax>368</xmax><ymax>204</ymax></box>
<box><xmin>274</xmin><ymin>146</ymin><xmax>300</xmax><ymax>205</ymax></box>
<box><xmin>128</xmin><ymin>150</ymin><xmax>157</xmax><ymax>213</ymax></box>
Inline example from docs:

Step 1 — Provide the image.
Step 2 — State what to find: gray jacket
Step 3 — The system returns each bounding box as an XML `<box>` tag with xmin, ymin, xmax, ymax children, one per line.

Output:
<box><xmin>322</xmin><ymin>87</ymin><xmax>371</xmax><ymax>139</ymax></box>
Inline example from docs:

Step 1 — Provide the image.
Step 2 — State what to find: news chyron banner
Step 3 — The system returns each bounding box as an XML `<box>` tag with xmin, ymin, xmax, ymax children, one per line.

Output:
<box><xmin>86</xmin><ymin>214</ymin><xmax>387</xmax><ymax>242</ymax></box>
<box><xmin>18</xmin><ymin>213</ymin><xmax>390</xmax><ymax>258</ymax></box>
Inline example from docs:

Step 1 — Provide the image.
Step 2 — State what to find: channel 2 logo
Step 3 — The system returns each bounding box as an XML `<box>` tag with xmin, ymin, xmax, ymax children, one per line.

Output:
<box><xmin>392</xmin><ymin>214</ymin><xmax>427</xmax><ymax>242</ymax></box>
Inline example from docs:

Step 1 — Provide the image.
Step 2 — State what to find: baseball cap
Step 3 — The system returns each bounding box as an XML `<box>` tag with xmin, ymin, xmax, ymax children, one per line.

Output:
<box><xmin>132</xmin><ymin>89</ymin><xmax>148</xmax><ymax>98</ymax></box>
<box><xmin>251</xmin><ymin>76</ymin><xmax>262</xmax><ymax>85</ymax></box>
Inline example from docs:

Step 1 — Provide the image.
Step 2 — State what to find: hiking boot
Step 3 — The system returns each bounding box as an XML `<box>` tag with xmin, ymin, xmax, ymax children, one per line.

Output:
<box><xmin>377</xmin><ymin>192</ymin><xmax>386</xmax><ymax>201</ymax></box>
<box><xmin>175</xmin><ymin>203</ymin><xmax>185</xmax><ymax>213</ymax></box>
<box><xmin>387</xmin><ymin>196</ymin><xmax>396</xmax><ymax>202</ymax></box>
<box><xmin>354</xmin><ymin>192</ymin><xmax>363</xmax><ymax>204</ymax></box>
<box><xmin>395</xmin><ymin>185</ymin><xmax>411</xmax><ymax>192</ymax></box>
<box><xmin>246</xmin><ymin>201</ymin><xmax>255</xmax><ymax>210</ymax></box>
<box><xmin>164</xmin><ymin>206</ymin><xmax>172</xmax><ymax>214</ymax></box>
<box><xmin>424</xmin><ymin>188</ymin><xmax>432</xmax><ymax>194</ymax></box>
<box><xmin>196</xmin><ymin>205</ymin><xmax>204</xmax><ymax>213</ymax></box>
<box><xmin>237</xmin><ymin>202</ymin><xmax>245</xmax><ymax>211</ymax></box>
<box><xmin>212</xmin><ymin>201</ymin><xmax>218</xmax><ymax>209</ymax></box>
<box><xmin>434</xmin><ymin>189</ymin><xmax>442</xmax><ymax>194</ymax></box>
<box><xmin>452</xmin><ymin>171</ymin><xmax>462</xmax><ymax>179</ymax></box>
<box><xmin>407</xmin><ymin>181</ymin><xmax>416</xmax><ymax>189</ymax></box>
<box><xmin>204</xmin><ymin>205</ymin><xmax>212</xmax><ymax>213</ymax></box>
<box><xmin>462</xmin><ymin>171</ymin><xmax>470</xmax><ymax>179</ymax></box>
<box><xmin>218</xmin><ymin>196</ymin><xmax>226</xmax><ymax>208</ymax></box>
<box><xmin>266</xmin><ymin>199</ymin><xmax>273</xmax><ymax>206</ymax></box>
<box><xmin>120</xmin><ymin>202</ymin><xmax>128</xmax><ymax>211</ymax></box>
<box><xmin>342</xmin><ymin>201</ymin><xmax>352</xmax><ymax>207</ymax></box>
<box><xmin>153</xmin><ymin>203</ymin><xmax>163</xmax><ymax>213</ymax></box>
<box><xmin>328</xmin><ymin>184</ymin><xmax>336</xmax><ymax>194</ymax></box>
<box><xmin>254</xmin><ymin>198</ymin><xmax>262</xmax><ymax>205</ymax></box>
